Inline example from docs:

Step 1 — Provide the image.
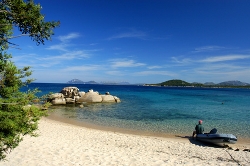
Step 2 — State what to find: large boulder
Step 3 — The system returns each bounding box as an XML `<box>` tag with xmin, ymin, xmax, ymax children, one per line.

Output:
<box><xmin>77</xmin><ymin>90</ymin><xmax>102</xmax><ymax>103</ymax></box>
<box><xmin>114</xmin><ymin>96</ymin><xmax>121</xmax><ymax>103</ymax></box>
<box><xmin>50</xmin><ymin>93</ymin><xmax>64</xmax><ymax>99</ymax></box>
<box><xmin>78</xmin><ymin>91</ymin><xmax>85</xmax><ymax>97</ymax></box>
<box><xmin>48</xmin><ymin>87</ymin><xmax>121</xmax><ymax>105</ymax></box>
<box><xmin>65</xmin><ymin>97</ymin><xmax>75</xmax><ymax>104</ymax></box>
<box><xmin>51</xmin><ymin>98</ymin><xmax>66</xmax><ymax>105</ymax></box>
<box><xmin>101</xmin><ymin>95</ymin><xmax>116</xmax><ymax>102</ymax></box>
<box><xmin>60</xmin><ymin>87</ymin><xmax>79</xmax><ymax>98</ymax></box>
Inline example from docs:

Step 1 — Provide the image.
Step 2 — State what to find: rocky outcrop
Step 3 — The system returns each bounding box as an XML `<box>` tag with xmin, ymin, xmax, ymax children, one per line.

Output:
<box><xmin>77</xmin><ymin>90</ymin><xmax>102</xmax><ymax>103</ymax></box>
<box><xmin>47</xmin><ymin>87</ymin><xmax>121</xmax><ymax>105</ymax></box>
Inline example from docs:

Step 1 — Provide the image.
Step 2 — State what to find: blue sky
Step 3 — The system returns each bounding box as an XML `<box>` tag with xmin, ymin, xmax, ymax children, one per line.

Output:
<box><xmin>9</xmin><ymin>0</ymin><xmax>250</xmax><ymax>84</ymax></box>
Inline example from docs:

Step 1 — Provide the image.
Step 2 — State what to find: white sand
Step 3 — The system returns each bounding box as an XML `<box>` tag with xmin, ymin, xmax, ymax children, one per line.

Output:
<box><xmin>1</xmin><ymin>118</ymin><xmax>250</xmax><ymax>166</ymax></box>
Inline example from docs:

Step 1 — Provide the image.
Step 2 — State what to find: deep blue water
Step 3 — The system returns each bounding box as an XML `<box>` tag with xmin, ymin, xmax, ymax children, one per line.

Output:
<box><xmin>22</xmin><ymin>83</ymin><xmax>250</xmax><ymax>138</ymax></box>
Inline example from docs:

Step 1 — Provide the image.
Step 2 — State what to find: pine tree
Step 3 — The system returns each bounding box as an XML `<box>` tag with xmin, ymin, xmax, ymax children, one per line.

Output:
<box><xmin>0</xmin><ymin>0</ymin><xmax>59</xmax><ymax>160</ymax></box>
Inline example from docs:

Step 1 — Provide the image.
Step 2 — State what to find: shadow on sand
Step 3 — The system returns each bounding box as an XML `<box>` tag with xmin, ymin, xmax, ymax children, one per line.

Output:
<box><xmin>174</xmin><ymin>135</ymin><xmax>244</xmax><ymax>166</ymax></box>
<box><xmin>175</xmin><ymin>135</ymin><xmax>230</xmax><ymax>148</ymax></box>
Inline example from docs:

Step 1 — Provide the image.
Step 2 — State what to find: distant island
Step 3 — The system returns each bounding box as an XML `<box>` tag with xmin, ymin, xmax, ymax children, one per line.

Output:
<box><xmin>67</xmin><ymin>79</ymin><xmax>98</xmax><ymax>84</ymax></box>
<box><xmin>144</xmin><ymin>79</ymin><xmax>250</xmax><ymax>88</ymax></box>
<box><xmin>67</xmin><ymin>79</ymin><xmax>250</xmax><ymax>88</ymax></box>
<box><xmin>67</xmin><ymin>79</ymin><xmax>130</xmax><ymax>85</ymax></box>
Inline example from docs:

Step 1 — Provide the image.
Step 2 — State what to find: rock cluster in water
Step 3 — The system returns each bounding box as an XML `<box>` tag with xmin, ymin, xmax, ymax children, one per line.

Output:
<box><xmin>47</xmin><ymin>87</ymin><xmax>121</xmax><ymax>105</ymax></box>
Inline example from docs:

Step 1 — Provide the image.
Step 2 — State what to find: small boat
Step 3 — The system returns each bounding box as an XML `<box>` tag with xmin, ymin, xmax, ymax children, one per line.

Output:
<box><xmin>196</xmin><ymin>128</ymin><xmax>237</xmax><ymax>146</ymax></box>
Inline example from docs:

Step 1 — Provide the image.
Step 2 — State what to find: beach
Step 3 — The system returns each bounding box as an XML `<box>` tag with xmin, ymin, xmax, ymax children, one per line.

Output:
<box><xmin>0</xmin><ymin>118</ymin><xmax>249</xmax><ymax>166</ymax></box>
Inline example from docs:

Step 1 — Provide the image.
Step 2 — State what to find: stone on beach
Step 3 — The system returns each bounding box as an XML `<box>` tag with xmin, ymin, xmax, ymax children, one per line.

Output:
<box><xmin>101</xmin><ymin>95</ymin><xmax>116</xmax><ymax>102</ymax></box>
<box><xmin>50</xmin><ymin>93</ymin><xmax>64</xmax><ymax>98</ymax></box>
<box><xmin>77</xmin><ymin>91</ymin><xmax>102</xmax><ymax>103</ymax></box>
<box><xmin>51</xmin><ymin>98</ymin><xmax>66</xmax><ymax>105</ymax></box>
<box><xmin>48</xmin><ymin>87</ymin><xmax>121</xmax><ymax>105</ymax></box>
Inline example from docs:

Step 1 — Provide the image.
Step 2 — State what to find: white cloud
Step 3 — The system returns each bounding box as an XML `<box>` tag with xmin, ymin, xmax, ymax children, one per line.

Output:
<box><xmin>14</xmin><ymin>51</ymin><xmax>90</xmax><ymax>69</ymax></box>
<box><xmin>58</xmin><ymin>33</ymin><xmax>80</xmax><ymax>42</ymax></box>
<box><xmin>108</xmin><ymin>29</ymin><xmax>147</xmax><ymax>40</ymax></box>
<box><xmin>133</xmin><ymin>70</ymin><xmax>176</xmax><ymax>77</ymax></box>
<box><xmin>193</xmin><ymin>46</ymin><xmax>225</xmax><ymax>53</ymax></box>
<box><xmin>63</xmin><ymin>65</ymin><xmax>101</xmax><ymax>71</ymax></box>
<box><xmin>40</xmin><ymin>51</ymin><xmax>89</xmax><ymax>61</ymax></box>
<box><xmin>109</xmin><ymin>59</ymin><xmax>146</xmax><ymax>68</ymax></box>
<box><xmin>171</xmin><ymin>57</ymin><xmax>192</xmax><ymax>65</ymax></box>
<box><xmin>105</xmin><ymin>70</ymin><xmax>125</xmax><ymax>76</ymax></box>
<box><xmin>46</xmin><ymin>33</ymin><xmax>81</xmax><ymax>51</ymax></box>
<box><xmin>89</xmin><ymin>43</ymin><xmax>98</xmax><ymax>46</ymax></box>
<box><xmin>147</xmin><ymin>65</ymin><xmax>163</xmax><ymax>69</ymax></box>
<box><xmin>195</xmin><ymin>63</ymin><xmax>246</xmax><ymax>73</ymax></box>
<box><xmin>46</xmin><ymin>44</ymin><xmax>69</xmax><ymax>51</ymax></box>
<box><xmin>172</xmin><ymin>54</ymin><xmax>250</xmax><ymax>65</ymax></box>
<box><xmin>200</xmin><ymin>54</ymin><xmax>250</xmax><ymax>63</ymax></box>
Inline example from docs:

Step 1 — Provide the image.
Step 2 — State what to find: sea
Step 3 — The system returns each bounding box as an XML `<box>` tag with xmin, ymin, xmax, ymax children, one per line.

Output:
<box><xmin>22</xmin><ymin>83</ymin><xmax>250</xmax><ymax>139</ymax></box>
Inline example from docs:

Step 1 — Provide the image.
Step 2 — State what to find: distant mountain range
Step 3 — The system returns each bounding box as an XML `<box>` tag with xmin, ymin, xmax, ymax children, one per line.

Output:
<box><xmin>67</xmin><ymin>79</ymin><xmax>130</xmax><ymax>85</ymax></box>
<box><xmin>146</xmin><ymin>79</ymin><xmax>250</xmax><ymax>87</ymax></box>
<box><xmin>216</xmin><ymin>80</ymin><xmax>250</xmax><ymax>86</ymax></box>
<box><xmin>67</xmin><ymin>79</ymin><xmax>250</xmax><ymax>87</ymax></box>
<box><xmin>67</xmin><ymin>79</ymin><xmax>98</xmax><ymax>84</ymax></box>
<box><xmin>203</xmin><ymin>80</ymin><xmax>250</xmax><ymax>86</ymax></box>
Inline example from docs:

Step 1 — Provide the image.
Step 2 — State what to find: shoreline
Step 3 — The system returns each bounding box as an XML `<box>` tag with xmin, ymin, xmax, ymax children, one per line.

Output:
<box><xmin>47</xmin><ymin>113</ymin><xmax>250</xmax><ymax>148</ymax></box>
<box><xmin>1</xmin><ymin>118</ymin><xmax>249</xmax><ymax>166</ymax></box>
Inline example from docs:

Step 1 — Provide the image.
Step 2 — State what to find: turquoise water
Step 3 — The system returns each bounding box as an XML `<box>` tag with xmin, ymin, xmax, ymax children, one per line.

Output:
<box><xmin>24</xmin><ymin>83</ymin><xmax>250</xmax><ymax>138</ymax></box>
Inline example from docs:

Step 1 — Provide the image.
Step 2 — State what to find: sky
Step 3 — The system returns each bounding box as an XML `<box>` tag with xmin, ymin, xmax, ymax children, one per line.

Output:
<box><xmin>9</xmin><ymin>0</ymin><xmax>250</xmax><ymax>84</ymax></box>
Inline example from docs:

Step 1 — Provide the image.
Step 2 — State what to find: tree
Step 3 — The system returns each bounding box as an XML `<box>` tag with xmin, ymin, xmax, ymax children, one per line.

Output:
<box><xmin>159</xmin><ymin>79</ymin><xmax>191</xmax><ymax>86</ymax></box>
<box><xmin>0</xmin><ymin>0</ymin><xmax>59</xmax><ymax>160</ymax></box>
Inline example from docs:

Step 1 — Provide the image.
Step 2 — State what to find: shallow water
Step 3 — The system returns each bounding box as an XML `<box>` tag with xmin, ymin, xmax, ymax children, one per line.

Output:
<box><xmin>24</xmin><ymin>83</ymin><xmax>250</xmax><ymax>138</ymax></box>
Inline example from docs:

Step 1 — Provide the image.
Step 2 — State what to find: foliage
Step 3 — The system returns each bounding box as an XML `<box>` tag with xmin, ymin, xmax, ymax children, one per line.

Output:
<box><xmin>0</xmin><ymin>0</ymin><xmax>59</xmax><ymax>160</ymax></box>
<box><xmin>0</xmin><ymin>0</ymin><xmax>59</xmax><ymax>46</ymax></box>
<box><xmin>159</xmin><ymin>79</ymin><xmax>191</xmax><ymax>86</ymax></box>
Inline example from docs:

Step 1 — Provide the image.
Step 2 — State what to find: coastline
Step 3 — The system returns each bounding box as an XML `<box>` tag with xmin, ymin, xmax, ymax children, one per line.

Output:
<box><xmin>47</xmin><ymin>113</ymin><xmax>250</xmax><ymax>148</ymax></box>
<box><xmin>1</xmin><ymin>117</ymin><xmax>249</xmax><ymax>166</ymax></box>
